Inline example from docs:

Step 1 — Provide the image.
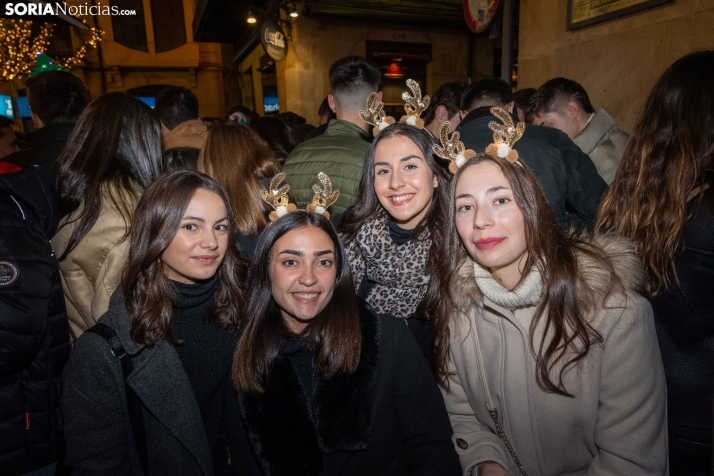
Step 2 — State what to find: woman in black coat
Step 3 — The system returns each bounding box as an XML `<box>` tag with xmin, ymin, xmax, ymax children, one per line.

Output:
<box><xmin>228</xmin><ymin>210</ymin><xmax>460</xmax><ymax>476</ymax></box>
<box><xmin>62</xmin><ymin>171</ymin><xmax>247</xmax><ymax>476</ymax></box>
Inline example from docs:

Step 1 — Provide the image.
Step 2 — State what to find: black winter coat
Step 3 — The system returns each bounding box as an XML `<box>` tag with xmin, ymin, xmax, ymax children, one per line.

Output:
<box><xmin>2</xmin><ymin>123</ymin><xmax>74</xmax><ymax>175</ymax></box>
<box><xmin>226</xmin><ymin>301</ymin><xmax>461</xmax><ymax>476</ymax></box>
<box><xmin>0</xmin><ymin>166</ymin><xmax>70</xmax><ymax>475</ymax></box>
<box><xmin>457</xmin><ymin>108</ymin><xmax>608</xmax><ymax>228</ymax></box>
<box><xmin>62</xmin><ymin>288</ymin><xmax>225</xmax><ymax>476</ymax></box>
<box><xmin>651</xmin><ymin>185</ymin><xmax>714</xmax><ymax>474</ymax></box>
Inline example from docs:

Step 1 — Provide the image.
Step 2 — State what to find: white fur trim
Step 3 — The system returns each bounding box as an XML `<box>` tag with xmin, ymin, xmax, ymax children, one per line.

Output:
<box><xmin>497</xmin><ymin>143</ymin><xmax>510</xmax><ymax>158</ymax></box>
<box><xmin>276</xmin><ymin>205</ymin><xmax>288</xmax><ymax>217</ymax></box>
<box><xmin>379</xmin><ymin>121</ymin><xmax>389</xmax><ymax>131</ymax></box>
<box><xmin>407</xmin><ymin>116</ymin><xmax>417</xmax><ymax>126</ymax></box>
<box><xmin>315</xmin><ymin>206</ymin><xmax>326</xmax><ymax>215</ymax></box>
<box><xmin>455</xmin><ymin>154</ymin><xmax>466</xmax><ymax>168</ymax></box>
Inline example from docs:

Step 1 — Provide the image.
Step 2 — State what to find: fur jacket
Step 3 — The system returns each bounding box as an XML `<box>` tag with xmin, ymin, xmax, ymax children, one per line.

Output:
<box><xmin>442</xmin><ymin>234</ymin><xmax>668</xmax><ymax>475</ymax></box>
<box><xmin>226</xmin><ymin>301</ymin><xmax>461</xmax><ymax>476</ymax></box>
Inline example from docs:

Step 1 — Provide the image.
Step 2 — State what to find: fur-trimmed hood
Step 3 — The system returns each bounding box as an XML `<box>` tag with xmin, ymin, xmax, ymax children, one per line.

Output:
<box><xmin>451</xmin><ymin>233</ymin><xmax>646</xmax><ymax>314</ymax></box>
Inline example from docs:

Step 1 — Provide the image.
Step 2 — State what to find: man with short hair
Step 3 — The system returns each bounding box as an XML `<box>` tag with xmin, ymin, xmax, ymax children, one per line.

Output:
<box><xmin>283</xmin><ymin>56</ymin><xmax>382</xmax><ymax>215</ymax></box>
<box><xmin>2</xmin><ymin>71</ymin><xmax>90</xmax><ymax>173</ymax></box>
<box><xmin>457</xmin><ymin>77</ymin><xmax>608</xmax><ymax>229</ymax></box>
<box><xmin>155</xmin><ymin>86</ymin><xmax>200</xmax><ymax>135</ymax></box>
<box><xmin>423</xmin><ymin>81</ymin><xmax>467</xmax><ymax>139</ymax></box>
<box><xmin>530</xmin><ymin>78</ymin><xmax>628</xmax><ymax>184</ymax></box>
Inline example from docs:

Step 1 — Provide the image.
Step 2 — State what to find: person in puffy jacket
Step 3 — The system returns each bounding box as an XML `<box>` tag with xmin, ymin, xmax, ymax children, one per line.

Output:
<box><xmin>0</xmin><ymin>163</ymin><xmax>71</xmax><ymax>476</ymax></box>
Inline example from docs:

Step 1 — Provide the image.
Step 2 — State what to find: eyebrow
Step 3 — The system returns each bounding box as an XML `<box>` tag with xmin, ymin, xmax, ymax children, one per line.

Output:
<box><xmin>278</xmin><ymin>249</ymin><xmax>334</xmax><ymax>257</ymax></box>
<box><xmin>374</xmin><ymin>155</ymin><xmax>423</xmax><ymax>167</ymax></box>
<box><xmin>455</xmin><ymin>186</ymin><xmax>509</xmax><ymax>200</ymax></box>
<box><xmin>182</xmin><ymin>215</ymin><xmax>228</xmax><ymax>224</ymax></box>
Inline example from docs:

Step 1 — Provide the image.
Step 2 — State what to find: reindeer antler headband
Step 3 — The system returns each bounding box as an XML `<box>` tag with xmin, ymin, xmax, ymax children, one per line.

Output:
<box><xmin>260</xmin><ymin>172</ymin><xmax>297</xmax><ymax>222</ymax></box>
<box><xmin>360</xmin><ymin>92</ymin><xmax>395</xmax><ymax>136</ymax></box>
<box><xmin>400</xmin><ymin>79</ymin><xmax>430</xmax><ymax>128</ymax></box>
<box><xmin>306</xmin><ymin>172</ymin><xmax>340</xmax><ymax>219</ymax></box>
<box><xmin>485</xmin><ymin>106</ymin><xmax>525</xmax><ymax>164</ymax></box>
<box><xmin>433</xmin><ymin>122</ymin><xmax>477</xmax><ymax>174</ymax></box>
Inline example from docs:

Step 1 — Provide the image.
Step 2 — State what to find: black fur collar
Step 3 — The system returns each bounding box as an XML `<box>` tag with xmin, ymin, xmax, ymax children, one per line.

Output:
<box><xmin>239</xmin><ymin>301</ymin><xmax>380</xmax><ymax>476</ymax></box>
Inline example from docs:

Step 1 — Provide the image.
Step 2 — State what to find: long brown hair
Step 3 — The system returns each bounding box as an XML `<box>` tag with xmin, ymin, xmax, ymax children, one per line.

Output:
<box><xmin>198</xmin><ymin>123</ymin><xmax>282</xmax><ymax>235</ymax></box>
<box><xmin>122</xmin><ymin>171</ymin><xmax>247</xmax><ymax>347</ymax></box>
<box><xmin>53</xmin><ymin>93</ymin><xmax>163</xmax><ymax>260</ymax></box>
<box><xmin>596</xmin><ymin>50</ymin><xmax>714</xmax><ymax>298</ymax></box>
<box><xmin>337</xmin><ymin>123</ymin><xmax>454</xmax><ymax>388</ymax></box>
<box><xmin>233</xmin><ymin>211</ymin><xmax>362</xmax><ymax>393</ymax></box>
<box><xmin>449</xmin><ymin>155</ymin><xmax>622</xmax><ymax>397</ymax></box>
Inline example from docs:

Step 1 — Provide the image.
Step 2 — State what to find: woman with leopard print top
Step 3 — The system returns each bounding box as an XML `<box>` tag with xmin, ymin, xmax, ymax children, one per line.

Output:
<box><xmin>337</xmin><ymin>123</ymin><xmax>453</xmax><ymax>387</ymax></box>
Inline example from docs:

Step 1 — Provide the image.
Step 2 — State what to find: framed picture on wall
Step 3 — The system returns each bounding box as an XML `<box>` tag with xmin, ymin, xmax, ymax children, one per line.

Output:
<box><xmin>567</xmin><ymin>0</ymin><xmax>673</xmax><ymax>31</ymax></box>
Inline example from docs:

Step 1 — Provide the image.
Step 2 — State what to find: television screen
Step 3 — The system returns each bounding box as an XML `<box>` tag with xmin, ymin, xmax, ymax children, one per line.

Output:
<box><xmin>0</xmin><ymin>95</ymin><xmax>14</xmax><ymax>119</ymax></box>
<box><xmin>263</xmin><ymin>86</ymin><xmax>279</xmax><ymax>114</ymax></box>
<box><xmin>16</xmin><ymin>96</ymin><xmax>31</xmax><ymax>118</ymax></box>
<box><xmin>137</xmin><ymin>97</ymin><xmax>155</xmax><ymax>108</ymax></box>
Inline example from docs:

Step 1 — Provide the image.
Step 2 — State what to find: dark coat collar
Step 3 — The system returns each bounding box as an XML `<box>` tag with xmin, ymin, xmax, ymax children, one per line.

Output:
<box><xmin>28</xmin><ymin>122</ymin><xmax>75</xmax><ymax>146</ymax></box>
<box><xmin>458</xmin><ymin>106</ymin><xmax>518</xmax><ymax>129</ymax></box>
<box><xmin>238</xmin><ymin>300</ymin><xmax>380</xmax><ymax>476</ymax></box>
<box><xmin>99</xmin><ymin>289</ymin><xmax>214</xmax><ymax>476</ymax></box>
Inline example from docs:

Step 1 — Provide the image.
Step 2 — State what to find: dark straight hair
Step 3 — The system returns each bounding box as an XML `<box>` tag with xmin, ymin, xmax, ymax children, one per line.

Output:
<box><xmin>122</xmin><ymin>171</ymin><xmax>247</xmax><ymax>347</ymax></box>
<box><xmin>53</xmin><ymin>93</ymin><xmax>163</xmax><ymax>260</ymax></box>
<box><xmin>448</xmin><ymin>154</ymin><xmax>621</xmax><ymax>397</ymax></box>
<box><xmin>337</xmin><ymin>122</ymin><xmax>454</xmax><ymax>387</ymax></box>
<box><xmin>233</xmin><ymin>211</ymin><xmax>362</xmax><ymax>393</ymax></box>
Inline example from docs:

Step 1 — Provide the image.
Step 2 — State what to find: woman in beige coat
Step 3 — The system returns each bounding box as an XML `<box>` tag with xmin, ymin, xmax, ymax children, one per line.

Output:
<box><xmin>52</xmin><ymin>93</ymin><xmax>163</xmax><ymax>339</ymax></box>
<box><xmin>442</xmin><ymin>151</ymin><xmax>668</xmax><ymax>476</ymax></box>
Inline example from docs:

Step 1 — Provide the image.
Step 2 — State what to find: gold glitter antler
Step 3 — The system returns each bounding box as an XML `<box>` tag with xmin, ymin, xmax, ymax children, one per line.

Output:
<box><xmin>485</xmin><ymin>106</ymin><xmax>525</xmax><ymax>163</ymax></box>
<box><xmin>359</xmin><ymin>92</ymin><xmax>395</xmax><ymax>135</ymax></box>
<box><xmin>400</xmin><ymin>79</ymin><xmax>431</xmax><ymax>128</ymax></box>
<box><xmin>432</xmin><ymin>122</ymin><xmax>477</xmax><ymax>174</ymax></box>
<box><xmin>306</xmin><ymin>172</ymin><xmax>340</xmax><ymax>219</ymax></box>
<box><xmin>260</xmin><ymin>172</ymin><xmax>297</xmax><ymax>222</ymax></box>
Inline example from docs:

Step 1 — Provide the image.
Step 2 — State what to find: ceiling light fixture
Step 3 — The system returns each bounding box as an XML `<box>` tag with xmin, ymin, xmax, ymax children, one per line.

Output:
<box><xmin>289</xmin><ymin>3</ymin><xmax>299</xmax><ymax>17</ymax></box>
<box><xmin>247</xmin><ymin>7</ymin><xmax>257</xmax><ymax>24</ymax></box>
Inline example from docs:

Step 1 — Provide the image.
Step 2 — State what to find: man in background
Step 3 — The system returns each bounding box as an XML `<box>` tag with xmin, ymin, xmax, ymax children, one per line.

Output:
<box><xmin>2</xmin><ymin>71</ymin><xmax>90</xmax><ymax>173</ymax></box>
<box><xmin>0</xmin><ymin>118</ymin><xmax>21</xmax><ymax>160</ymax></box>
<box><xmin>530</xmin><ymin>78</ymin><xmax>628</xmax><ymax>184</ymax></box>
<box><xmin>423</xmin><ymin>81</ymin><xmax>467</xmax><ymax>139</ymax></box>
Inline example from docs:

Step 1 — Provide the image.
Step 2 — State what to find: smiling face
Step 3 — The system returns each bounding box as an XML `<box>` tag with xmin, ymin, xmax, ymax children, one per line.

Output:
<box><xmin>161</xmin><ymin>188</ymin><xmax>229</xmax><ymax>284</ymax></box>
<box><xmin>373</xmin><ymin>135</ymin><xmax>438</xmax><ymax>230</ymax></box>
<box><xmin>454</xmin><ymin>161</ymin><xmax>528</xmax><ymax>290</ymax></box>
<box><xmin>269</xmin><ymin>225</ymin><xmax>337</xmax><ymax>334</ymax></box>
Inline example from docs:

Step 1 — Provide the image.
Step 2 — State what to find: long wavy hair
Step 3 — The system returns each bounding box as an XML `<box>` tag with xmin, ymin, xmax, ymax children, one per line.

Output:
<box><xmin>337</xmin><ymin>123</ymin><xmax>453</xmax><ymax>387</ymax></box>
<box><xmin>53</xmin><ymin>93</ymin><xmax>163</xmax><ymax>260</ymax></box>
<box><xmin>596</xmin><ymin>50</ymin><xmax>714</xmax><ymax>298</ymax></box>
<box><xmin>198</xmin><ymin>123</ymin><xmax>282</xmax><ymax>236</ymax></box>
<box><xmin>233</xmin><ymin>211</ymin><xmax>362</xmax><ymax>393</ymax></box>
<box><xmin>122</xmin><ymin>171</ymin><xmax>247</xmax><ymax>347</ymax></box>
<box><xmin>449</xmin><ymin>155</ymin><xmax>626</xmax><ymax>397</ymax></box>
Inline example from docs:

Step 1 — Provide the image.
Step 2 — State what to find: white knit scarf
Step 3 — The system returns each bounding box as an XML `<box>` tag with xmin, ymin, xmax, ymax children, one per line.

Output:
<box><xmin>473</xmin><ymin>263</ymin><xmax>543</xmax><ymax>309</ymax></box>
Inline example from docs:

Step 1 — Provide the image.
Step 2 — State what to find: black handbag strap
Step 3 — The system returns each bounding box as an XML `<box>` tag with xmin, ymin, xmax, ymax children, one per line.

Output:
<box><xmin>87</xmin><ymin>323</ymin><xmax>149</xmax><ymax>475</ymax></box>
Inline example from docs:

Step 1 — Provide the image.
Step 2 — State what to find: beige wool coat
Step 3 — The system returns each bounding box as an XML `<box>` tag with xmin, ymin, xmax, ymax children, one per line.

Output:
<box><xmin>572</xmin><ymin>109</ymin><xmax>629</xmax><ymax>185</ymax></box>
<box><xmin>442</xmin><ymin>235</ymin><xmax>668</xmax><ymax>475</ymax></box>
<box><xmin>52</xmin><ymin>189</ymin><xmax>136</xmax><ymax>339</ymax></box>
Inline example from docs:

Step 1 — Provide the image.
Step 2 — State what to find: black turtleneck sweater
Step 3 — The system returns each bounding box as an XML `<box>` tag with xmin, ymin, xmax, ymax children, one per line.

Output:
<box><xmin>169</xmin><ymin>277</ymin><xmax>236</xmax><ymax>473</ymax></box>
<box><xmin>388</xmin><ymin>219</ymin><xmax>413</xmax><ymax>244</ymax></box>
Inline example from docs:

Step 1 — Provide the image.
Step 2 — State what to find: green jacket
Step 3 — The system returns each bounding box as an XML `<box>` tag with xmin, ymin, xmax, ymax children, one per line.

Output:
<box><xmin>457</xmin><ymin>111</ymin><xmax>608</xmax><ymax>229</ymax></box>
<box><xmin>283</xmin><ymin>119</ymin><xmax>372</xmax><ymax>216</ymax></box>
<box><xmin>572</xmin><ymin>109</ymin><xmax>629</xmax><ymax>185</ymax></box>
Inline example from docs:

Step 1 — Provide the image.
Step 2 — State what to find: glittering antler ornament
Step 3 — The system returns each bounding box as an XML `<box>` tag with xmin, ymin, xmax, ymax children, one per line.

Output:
<box><xmin>360</xmin><ymin>92</ymin><xmax>395</xmax><ymax>135</ymax></box>
<box><xmin>485</xmin><ymin>106</ymin><xmax>525</xmax><ymax>163</ymax></box>
<box><xmin>400</xmin><ymin>79</ymin><xmax>430</xmax><ymax>128</ymax></box>
<box><xmin>306</xmin><ymin>172</ymin><xmax>340</xmax><ymax>219</ymax></box>
<box><xmin>260</xmin><ymin>172</ymin><xmax>297</xmax><ymax>222</ymax></box>
<box><xmin>432</xmin><ymin>121</ymin><xmax>477</xmax><ymax>174</ymax></box>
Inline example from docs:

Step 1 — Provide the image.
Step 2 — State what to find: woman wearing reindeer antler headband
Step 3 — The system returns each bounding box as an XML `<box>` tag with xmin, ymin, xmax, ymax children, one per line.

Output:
<box><xmin>438</xmin><ymin>112</ymin><xmax>667</xmax><ymax>475</ymax></box>
<box><xmin>337</xmin><ymin>81</ymin><xmax>455</xmax><ymax>384</ymax></box>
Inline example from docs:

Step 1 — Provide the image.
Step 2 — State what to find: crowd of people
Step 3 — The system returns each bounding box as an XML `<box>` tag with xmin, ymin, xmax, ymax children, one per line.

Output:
<box><xmin>0</xmin><ymin>49</ymin><xmax>712</xmax><ymax>476</ymax></box>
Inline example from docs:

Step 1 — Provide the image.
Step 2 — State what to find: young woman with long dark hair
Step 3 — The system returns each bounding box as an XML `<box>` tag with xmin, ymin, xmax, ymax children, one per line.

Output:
<box><xmin>336</xmin><ymin>122</ymin><xmax>452</xmax><ymax>382</ymax></box>
<box><xmin>52</xmin><ymin>93</ymin><xmax>163</xmax><ymax>338</ymax></box>
<box><xmin>227</xmin><ymin>210</ymin><xmax>460</xmax><ymax>476</ymax></box>
<box><xmin>198</xmin><ymin>122</ymin><xmax>282</xmax><ymax>257</ymax></box>
<box><xmin>443</xmin><ymin>153</ymin><xmax>667</xmax><ymax>475</ymax></box>
<box><xmin>62</xmin><ymin>171</ymin><xmax>247</xmax><ymax>476</ymax></box>
<box><xmin>596</xmin><ymin>50</ymin><xmax>714</xmax><ymax>475</ymax></box>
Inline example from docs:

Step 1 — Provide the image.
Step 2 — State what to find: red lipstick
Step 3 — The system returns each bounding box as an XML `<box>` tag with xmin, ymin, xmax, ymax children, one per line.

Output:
<box><xmin>475</xmin><ymin>238</ymin><xmax>505</xmax><ymax>249</ymax></box>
